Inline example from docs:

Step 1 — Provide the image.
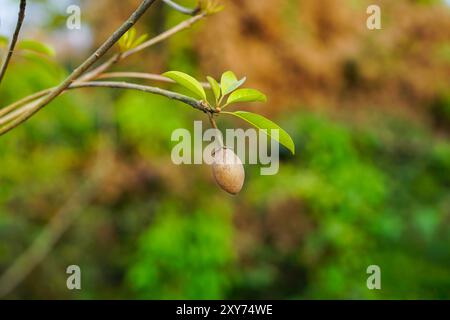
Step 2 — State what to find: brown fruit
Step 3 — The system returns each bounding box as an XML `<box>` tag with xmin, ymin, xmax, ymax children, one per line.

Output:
<box><xmin>212</xmin><ymin>147</ymin><xmax>245</xmax><ymax>195</ymax></box>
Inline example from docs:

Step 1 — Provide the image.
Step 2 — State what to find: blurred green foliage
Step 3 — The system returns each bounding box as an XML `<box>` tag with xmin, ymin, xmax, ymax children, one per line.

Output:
<box><xmin>0</xmin><ymin>0</ymin><xmax>449</xmax><ymax>300</ymax></box>
<box><xmin>128</xmin><ymin>202</ymin><xmax>234</xmax><ymax>299</ymax></box>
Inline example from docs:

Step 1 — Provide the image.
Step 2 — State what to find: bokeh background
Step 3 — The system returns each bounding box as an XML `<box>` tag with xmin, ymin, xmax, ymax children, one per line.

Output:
<box><xmin>0</xmin><ymin>0</ymin><xmax>449</xmax><ymax>299</ymax></box>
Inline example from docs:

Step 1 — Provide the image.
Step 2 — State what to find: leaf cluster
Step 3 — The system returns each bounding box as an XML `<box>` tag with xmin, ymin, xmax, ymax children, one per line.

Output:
<box><xmin>162</xmin><ymin>70</ymin><xmax>295</xmax><ymax>155</ymax></box>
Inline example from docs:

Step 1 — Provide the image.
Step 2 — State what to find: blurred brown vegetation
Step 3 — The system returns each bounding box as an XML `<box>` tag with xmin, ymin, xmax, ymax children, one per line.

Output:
<box><xmin>198</xmin><ymin>0</ymin><xmax>450</xmax><ymax>120</ymax></box>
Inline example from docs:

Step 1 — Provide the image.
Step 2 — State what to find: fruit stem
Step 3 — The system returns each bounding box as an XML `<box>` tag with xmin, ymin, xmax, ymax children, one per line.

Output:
<box><xmin>208</xmin><ymin>113</ymin><xmax>224</xmax><ymax>148</ymax></box>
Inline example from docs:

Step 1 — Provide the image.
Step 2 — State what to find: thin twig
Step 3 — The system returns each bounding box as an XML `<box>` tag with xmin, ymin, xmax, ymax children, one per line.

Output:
<box><xmin>162</xmin><ymin>0</ymin><xmax>200</xmax><ymax>16</ymax></box>
<box><xmin>0</xmin><ymin>80</ymin><xmax>214</xmax><ymax>127</ymax></box>
<box><xmin>0</xmin><ymin>98</ymin><xmax>43</xmax><ymax>126</ymax></box>
<box><xmin>77</xmin><ymin>53</ymin><xmax>122</xmax><ymax>82</ymax></box>
<box><xmin>97</xmin><ymin>72</ymin><xmax>211</xmax><ymax>88</ymax></box>
<box><xmin>69</xmin><ymin>81</ymin><xmax>213</xmax><ymax>112</ymax></box>
<box><xmin>0</xmin><ymin>0</ymin><xmax>158</xmax><ymax>137</ymax></box>
<box><xmin>208</xmin><ymin>112</ymin><xmax>224</xmax><ymax>147</ymax></box>
<box><xmin>122</xmin><ymin>12</ymin><xmax>206</xmax><ymax>58</ymax></box>
<box><xmin>0</xmin><ymin>0</ymin><xmax>26</xmax><ymax>86</ymax></box>
<box><xmin>0</xmin><ymin>88</ymin><xmax>117</xmax><ymax>298</ymax></box>
<box><xmin>0</xmin><ymin>88</ymin><xmax>50</xmax><ymax>118</ymax></box>
<box><xmin>99</xmin><ymin>72</ymin><xmax>176</xmax><ymax>82</ymax></box>
<box><xmin>80</xmin><ymin>13</ymin><xmax>205</xmax><ymax>80</ymax></box>
<box><xmin>208</xmin><ymin>113</ymin><xmax>218</xmax><ymax>129</ymax></box>
<box><xmin>0</xmin><ymin>13</ymin><xmax>207</xmax><ymax>123</ymax></box>
<box><xmin>0</xmin><ymin>70</ymin><xmax>211</xmax><ymax>122</ymax></box>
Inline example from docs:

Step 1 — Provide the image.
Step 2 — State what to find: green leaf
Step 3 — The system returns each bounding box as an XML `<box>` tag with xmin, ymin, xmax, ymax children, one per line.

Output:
<box><xmin>220</xmin><ymin>71</ymin><xmax>247</xmax><ymax>96</ymax></box>
<box><xmin>20</xmin><ymin>51</ymin><xmax>61</xmax><ymax>74</ymax></box>
<box><xmin>118</xmin><ymin>33</ymin><xmax>128</xmax><ymax>51</ymax></box>
<box><xmin>126</xmin><ymin>27</ymin><xmax>136</xmax><ymax>48</ymax></box>
<box><xmin>226</xmin><ymin>77</ymin><xmax>246</xmax><ymax>95</ymax></box>
<box><xmin>207</xmin><ymin>76</ymin><xmax>221</xmax><ymax>103</ymax></box>
<box><xmin>17</xmin><ymin>39</ymin><xmax>55</xmax><ymax>56</ymax></box>
<box><xmin>220</xmin><ymin>71</ymin><xmax>238</xmax><ymax>95</ymax></box>
<box><xmin>223</xmin><ymin>111</ymin><xmax>295</xmax><ymax>155</ymax></box>
<box><xmin>163</xmin><ymin>71</ymin><xmax>207</xmax><ymax>101</ymax></box>
<box><xmin>225</xmin><ymin>88</ymin><xmax>267</xmax><ymax>107</ymax></box>
<box><xmin>133</xmin><ymin>34</ymin><xmax>148</xmax><ymax>47</ymax></box>
<box><xmin>119</xmin><ymin>28</ymin><xmax>148</xmax><ymax>52</ymax></box>
<box><xmin>201</xmin><ymin>0</ymin><xmax>226</xmax><ymax>14</ymax></box>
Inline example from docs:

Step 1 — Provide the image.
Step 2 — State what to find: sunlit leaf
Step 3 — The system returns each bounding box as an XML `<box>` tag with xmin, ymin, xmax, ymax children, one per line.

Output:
<box><xmin>118</xmin><ymin>32</ymin><xmax>128</xmax><ymax>51</ymax></box>
<box><xmin>223</xmin><ymin>111</ymin><xmax>295</xmax><ymax>155</ymax></box>
<box><xmin>207</xmin><ymin>76</ymin><xmax>221</xmax><ymax>103</ymax></box>
<box><xmin>119</xmin><ymin>28</ymin><xmax>148</xmax><ymax>52</ymax></box>
<box><xmin>18</xmin><ymin>39</ymin><xmax>55</xmax><ymax>56</ymax></box>
<box><xmin>226</xmin><ymin>77</ymin><xmax>246</xmax><ymax>95</ymax></box>
<box><xmin>201</xmin><ymin>0</ymin><xmax>225</xmax><ymax>15</ymax></box>
<box><xmin>163</xmin><ymin>71</ymin><xmax>207</xmax><ymax>100</ymax></box>
<box><xmin>209</xmin><ymin>4</ymin><xmax>225</xmax><ymax>14</ymax></box>
<box><xmin>220</xmin><ymin>71</ymin><xmax>246</xmax><ymax>96</ymax></box>
<box><xmin>126</xmin><ymin>27</ymin><xmax>136</xmax><ymax>48</ymax></box>
<box><xmin>224</xmin><ymin>88</ymin><xmax>267</xmax><ymax>107</ymax></box>
<box><xmin>220</xmin><ymin>71</ymin><xmax>238</xmax><ymax>95</ymax></box>
<box><xmin>133</xmin><ymin>34</ymin><xmax>148</xmax><ymax>47</ymax></box>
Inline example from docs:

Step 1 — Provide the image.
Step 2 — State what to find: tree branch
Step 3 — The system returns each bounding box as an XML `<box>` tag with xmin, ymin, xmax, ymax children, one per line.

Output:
<box><xmin>0</xmin><ymin>69</ymin><xmax>211</xmax><ymax>122</ymax></box>
<box><xmin>98</xmin><ymin>72</ymin><xmax>177</xmax><ymax>83</ymax></box>
<box><xmin>97</xmin><ymin>72</ymin><xmax>211</xmax><ymax>88</ymax></box>
<box><xmin>80</xmin><ymin>13</ymin><xmax>205</xmax><ymax>81</ymax></box>
<box><xmin>122</xmin><ymin>12</ymin><xmax>206</xmax><ymax>58</ymax></box>
<box><xmin>162</xmin><ymin>0</ymin><xmax>200</xmax><ymax>16</ymax></box>
<box><xmin>0</xmin><ymin>88</ymin><xmax>50</xmax><ymax>118</ymax></box>
<box><xmin>0</xmin><ymin>0</ymin><xmax>158</xmax><ymax>137</ymax></box>
<box><xmin>69</xmin><ymin>81</ymin><xmax>213</xmax><ymax>112</ymax></box>
<box><xmin>0</xmin><ymin>80</ymin><xmax>214</xmax><ymax>128</ymax></box>
<box><xmin>0</xmin><ymin>13</ymin><xmax>207</xmax><ymax>124</ymax></box>
<box><xmin>0</xmin><ymin>0</ymin><xmax>26</xmax><ymax>86</ymax></box>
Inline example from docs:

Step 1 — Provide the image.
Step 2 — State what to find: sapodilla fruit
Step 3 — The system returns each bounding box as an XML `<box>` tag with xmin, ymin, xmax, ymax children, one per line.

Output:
<box><xmin>212</xmin><ymin>147</ymin><xmax>245</xmax><ymax>195</ymax></box>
